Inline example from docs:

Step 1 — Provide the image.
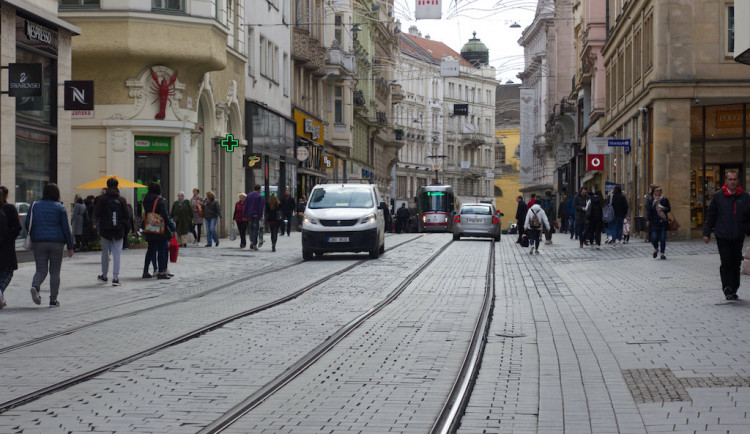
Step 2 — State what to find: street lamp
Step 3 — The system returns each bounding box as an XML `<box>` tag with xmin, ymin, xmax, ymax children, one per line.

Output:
<box><xmin>426</xmin><ymin>155</ymin><xmax>447</xmax><ymax>184</ymax></box>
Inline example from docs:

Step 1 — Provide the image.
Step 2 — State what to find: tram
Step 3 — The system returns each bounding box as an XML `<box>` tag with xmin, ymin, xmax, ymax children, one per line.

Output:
<box><xmin>416</xmin><ymin>185</ymin><xmax>458</xmax><ymax>232</ymax></box>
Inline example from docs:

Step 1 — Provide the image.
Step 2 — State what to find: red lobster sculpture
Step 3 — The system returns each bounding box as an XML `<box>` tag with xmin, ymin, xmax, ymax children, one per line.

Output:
<box><xmin>150</xmin><ymin>68</ymin><xmax>178</xmax><ymax>119</ymax></box>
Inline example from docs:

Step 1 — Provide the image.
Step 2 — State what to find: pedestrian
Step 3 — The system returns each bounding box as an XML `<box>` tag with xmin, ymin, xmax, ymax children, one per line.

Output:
<box><xmin>540</xmin><ymin>189</ymin><xmax>555</xmax><ymax>244</ymax></box>
<box><xmin>26</xmin><ymin>183</ymin><xmax>74</xmax><ymax>307</ymax></box>
<box><xmin>557</xmin><ymin>195</ymin><xmax>569</xmax><ymax>234</ymax></box>
<box><xmin>190</xmin><ymin>188</ymin><xmax>204</xmax><ymax>245</ymax></box>
<box><xmin>202</xmin><ymin>191</ymin><xmax>222</xmax><ymax>247</ymax></box>
<box><xmin>524</xmin><ymin>200</ymin><xmax>550</xmax><ymax>254</ymax></box>
<box><xmin>703</xmin><ymin>170</ymin><xmax>750</xmax><ymax>300</ymax></box>
<box><xmin>170</xmin><ymin>191</ymin><xmax>193</xmax><ymax>248</ymax></box>
<box><xmin>142</xmin><ymin>182</ymin><xmax>172</xmax><ymax>279</ymax></box>
<box><xmin>643</xmin><ymin>184</ymin><xmax>657</xmax><ymax>242</ymax></box>
<box><xmin>611</xmin><ymin>185</ymin><xmax>629</xmax><ymax>246</ymax></box>
<box><xmin>396</xmin><ymin>203</ymin><xmax>409</xmax><ymax>233</ymax></box>
<box><xmin>280</xmin><ymin>189</ymin><xmax>296</xmax><ymax>236</ymax></box>
<box><xmin>123</xmin><ymin>203</ymin><xmax>135</xmax><ymax>250</ymax></box>
<box><xmin>645</xmin><ymin>185</ymin><xmax>671</xmax><ymax>260</ymax></box>
<box><xmin>265</xmin><ymin>194</ymin><xmax>282</xmax><ymax>251</ymax></box>
<box><xmin>587</xmin><ymin>191</ymin><xmax>604</xmax><ymax>249</ymax></box>
<box><xmin>244</xmin><ymin>184</ymin><xmax>264</xmax><ymax>250</ymax></box>
<box><xmin>573</xmin><ymin>187</ymin><xmax>589</xmax><ymax>248</ymax></box>
<box><xmin>233</xmin><ymin>193</ymin><xmax>248</xmax><ymax>248</ymax></box>
<box><xmin>622</xmin><ymin>217</ymin><xmax>631</xmax><ymax>244</ymax></box>
<box><xmin>94</xmin><ymin>177</ymin><xmax>130</xmax><ymax>286</ymax></box>
<box><xmin>70</xmin><ymin>194</ymin><xmax>88</xmax><ymax>252</ymax></box>
<box><xmin>604</xmin><ymin>191</ymin><xmax>616</xmax><ymax>244</ymax></box>
<box><xmin>0</xmin><ymin>186</ymin><xmax>22</xmax><ymax>309</ymax></box>
<box><xmin>567</xmin><ymin>194</ymin><xmax>576</xmax><ymax>239</ymax></box>
<box><xmin>526</xmin><ymin>193</ymin><xmax>536</xmax><ymax>210</ymax></box>
<box><xmin>296</xmin><ymin>195</ymin><xmax>307</xmax><ymax>231</ymax></box>
<box><xmin>515</xmin><ymin>195</ymin><xmax>527</xmax><ymax>244</ymax></box>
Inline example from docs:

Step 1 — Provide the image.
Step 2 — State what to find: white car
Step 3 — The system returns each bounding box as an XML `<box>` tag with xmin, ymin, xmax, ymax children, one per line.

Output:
<box><xmin>301</xmin><ymin>183</ymin><xmax>387</xmax><ymax>260</ymax></box>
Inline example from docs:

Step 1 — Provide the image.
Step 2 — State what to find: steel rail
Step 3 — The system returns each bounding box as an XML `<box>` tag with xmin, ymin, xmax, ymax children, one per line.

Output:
<box><xmin>199</xmin><ymin>238</ymin><xmax>455</xmax><ymax>433</ymax></box>
<box><xmin>0</xmin><ymin>234</ymin><xmax>425</xmax><ymax>414</ymax></box>
<box><xmin>430</xmin><ymin>240</ymin><xmax>496</xmax><ymax>434</ymax></box>
<box><xmin>0</xmin><ymin>234</ymin><xmax>421</xmax><ymax>355</ymax></box>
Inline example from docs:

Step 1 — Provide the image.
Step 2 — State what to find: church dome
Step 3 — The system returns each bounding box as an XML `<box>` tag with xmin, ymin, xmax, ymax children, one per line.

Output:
<box><xmin>461</xmin><ymin>32</ymin><xmax>489</xmax><ymax>66</ymax></box>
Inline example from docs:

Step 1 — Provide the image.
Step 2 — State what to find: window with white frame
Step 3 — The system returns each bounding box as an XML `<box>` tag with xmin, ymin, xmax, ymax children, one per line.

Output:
<box><xmin>59</xmin><ymin>0</ymin><xmax>100</xmax><ymax>8</ymax></box>
<box><xmin>259</xmin><ymin>35</ymin><xmax>267</xmax><ymax>76</ymax></box>
<box><xmin>283</xmin><ymin>53</ymin><xmax>289</xmax><ymax>95</ymax></box>
<box><xmin>727</xmin><ymin>4</ymin><xmax>735</xmax><ymax>54</ymax></box>
<box><xmin>152</xmin><ymin>0</ymin><xmax>183</xmax><ymax>11</ymax></box>
<box><xmin>272</xmin><ymin>45</ymin><xmax>279</xmax><ymax>81</ymax></box>
<box><xmin>334</xmin><ymin>14</ymin><xmax>343</xmax><ymax>44</ymax></box>
<box><xmin>334</xmin><ymin>85</ymin><xmax>343</xmax><ymax>123</ymax></box>
<box><xmin>247</xmin><ymin>29</ymin><xmax>255</xmax><ymax>76</ymax></box>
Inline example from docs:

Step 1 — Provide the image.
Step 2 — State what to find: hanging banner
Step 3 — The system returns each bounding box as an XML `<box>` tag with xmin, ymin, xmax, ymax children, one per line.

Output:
<box><xmin>415</xmin><ymin>0</ymin><xmax>441</xmax><ymax>19</ymax></box>
<box><xmin>587</xmin><ymin>154</ymin><xmax>604</xmax><ymax>171</ymax></box>
<box><xmin>519</xmin><ymin>88</ymin><xmax>535</xmax><ymax>184</ymax></box>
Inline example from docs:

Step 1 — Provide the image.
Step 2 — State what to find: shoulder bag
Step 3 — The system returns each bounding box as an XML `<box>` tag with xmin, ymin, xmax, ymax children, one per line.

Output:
<box><xmin>23</xmin><ymin>203</ymin><xmax>34</xmax><ymax>250</ymax></box>
<box><xmin>144</xmin><ymin>199</ymin><xmax>166</xmax><ymax>235</ymax></box>
<box><xmin>667</xmin><ymin>214</ymin><xmax>680</xmax><ymax>231</ymax></box>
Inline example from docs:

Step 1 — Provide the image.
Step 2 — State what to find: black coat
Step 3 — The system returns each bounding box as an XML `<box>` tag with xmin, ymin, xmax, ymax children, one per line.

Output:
<box><xmin>573</xmin><ymin>194</ymin><xmax>587</xmax><ymax>222</ymax></box>
<box><xmin>612</xmin><ymin>193</ymin><xmax>629</xmax><ymax>218</ymax></box>
<box><xmin>587</xmin><ymin>194</ymin><xmax>603</xmax><ymax>222</ymax></box>
<box><xmin>0</xmin><ymin>203</ymin><xmax>22</xmax><ymax>271</ymax></box>
<box><xmin>703</xmin><ymin>188</ymin><xmax>750</xmax><ymax>240</ymax></box>
<box><xmin>645</xmin><ymin>196</ymin><xmax>671</xmax><ymax>229</ymax></box>
<box><xmin>515</xmin><ymin>201</ymin><xmax>527</xmax><ymax>223</ymax></box>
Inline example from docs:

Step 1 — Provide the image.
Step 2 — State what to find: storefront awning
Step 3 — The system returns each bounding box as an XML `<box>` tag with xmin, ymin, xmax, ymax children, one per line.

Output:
<box><xmin>5</xmin><ymin>0</ymin><xmax>81</xmax><ymax>35</ymax></box>
<box><xmin>581</xmin><ymin>171</ymin><xmax>600</xmax><ymax>183</ymax></box>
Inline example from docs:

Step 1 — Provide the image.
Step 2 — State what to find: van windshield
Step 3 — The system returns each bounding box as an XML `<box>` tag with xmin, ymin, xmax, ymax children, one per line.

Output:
<box><xmin>308</xmin><ymin>187</ymin><xmax>374</xmax><ymax>209</ymax></box>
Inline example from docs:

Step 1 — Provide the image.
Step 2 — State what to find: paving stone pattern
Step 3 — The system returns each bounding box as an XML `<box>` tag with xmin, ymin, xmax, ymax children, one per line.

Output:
<box><xmin>223</xmin><ymin>237</ymin><xmax>491</xmax><ymax>433</ymax></box>
<box><xmin>0</xmin><ymin>234</ymin><xmax>451</xmax><ymax>432</ymax></box>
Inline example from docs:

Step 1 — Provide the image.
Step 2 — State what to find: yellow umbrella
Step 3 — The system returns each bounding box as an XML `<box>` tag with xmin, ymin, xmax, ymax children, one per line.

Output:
<box><xmin>75</xmin><ymin>175</ymin><xmax>148</xmax><ymax>189</ymax></box>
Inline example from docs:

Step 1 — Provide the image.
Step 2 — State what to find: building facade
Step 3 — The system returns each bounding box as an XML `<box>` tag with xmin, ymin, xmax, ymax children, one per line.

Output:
<box><xmin>1</xmin><ymin>0</ymin><xmax>79</xmax><ymax>207</ymax></box>
<box><xmin>494</xmin><ymin>83</ymin><xmax>522</xmax><ymax>218</ymax></box>
<box><xmin>60</xmin><ymin>0</ymin><xmax>246</xmax><ymax>236</ymax></box>
<box><xmin>600</xmin><ymin>0</ymin><xmax>750</xmax><ymax>238</ymax></box>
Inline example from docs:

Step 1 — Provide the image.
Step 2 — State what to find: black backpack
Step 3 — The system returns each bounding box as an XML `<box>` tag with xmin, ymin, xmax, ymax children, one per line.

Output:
<box><xmin>101</xmin><ymin>196</ymin><xmax>124</xmax><ymax>239</ymax></box>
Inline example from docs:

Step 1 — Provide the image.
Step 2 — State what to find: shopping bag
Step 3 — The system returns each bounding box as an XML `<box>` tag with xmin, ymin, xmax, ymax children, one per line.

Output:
<box><xmin>230</xmin><ymin>226</ymin><xmax>237</xmax><ymax>241</ymax></box>
<box><xmin>169</xmin><ymin>234</ymin><xmax>179</xmax><ymax>263</ymax></box>
<box><xmin>743</xmin><ymin>246</ymin><xmax>750</xmax><ymax>276</ymax></box>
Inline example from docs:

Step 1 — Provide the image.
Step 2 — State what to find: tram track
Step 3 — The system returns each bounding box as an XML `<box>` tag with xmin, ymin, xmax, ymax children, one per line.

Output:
<box><xmin>0</xmin><ymin>234</ymin><xmax>423</xmax><ymax>356</ymax></box>
<box><xmin>200</xmin><ymin>240</ymin><xmax>495</xmax><ymax>434</ymax></box>
<box><xmin>0</xmin><ymin>234</ymin><xmax>426</xmax><ymax>414</ymax></box>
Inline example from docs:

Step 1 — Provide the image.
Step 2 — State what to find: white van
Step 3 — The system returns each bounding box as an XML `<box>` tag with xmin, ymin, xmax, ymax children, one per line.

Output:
<box><xmin>301</xmin><ymin>183</ymin><xmax>387</xmax><ymax>260</ymax></box>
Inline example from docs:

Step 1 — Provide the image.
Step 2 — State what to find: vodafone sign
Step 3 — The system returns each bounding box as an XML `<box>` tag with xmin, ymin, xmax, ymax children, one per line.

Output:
<box><xmin>587</xmin><ymin>154</ymin><xmax>604</xmax><ymax>171</ymax></box>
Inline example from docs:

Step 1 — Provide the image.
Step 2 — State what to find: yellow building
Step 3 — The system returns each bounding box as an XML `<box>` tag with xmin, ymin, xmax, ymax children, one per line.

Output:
<box><xmin>494</xmin><ymin>128</ymin><xmax>521</xmax><ymax>221</ymax></box>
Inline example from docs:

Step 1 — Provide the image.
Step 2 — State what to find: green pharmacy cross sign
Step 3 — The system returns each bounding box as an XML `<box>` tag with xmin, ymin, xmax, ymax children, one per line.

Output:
<box><xmin>220</xmin><ymin>134</ymin><xmax>239</xmax><ymax>152</ymax></box>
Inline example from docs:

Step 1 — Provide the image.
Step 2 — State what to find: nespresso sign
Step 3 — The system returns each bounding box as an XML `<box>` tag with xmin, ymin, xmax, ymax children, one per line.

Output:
<box><xmin>16</xmin><ymin>17</ymin><xmax>57</xmax><ymax>53</ymax></box>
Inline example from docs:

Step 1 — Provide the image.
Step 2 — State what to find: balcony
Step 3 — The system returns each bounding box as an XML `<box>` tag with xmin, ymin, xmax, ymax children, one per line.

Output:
<box><xmin>325</xmin><ymin>47</ymin><xmax>356</xmax><ymax>76</ymax></box>
<box><xmin>292</xmin><ymin>27</ymin><xmax>326</xmax><ymax>74</ymax></box>
<box><xmin>458</xmin><ymin>132</ymin><xmax>489</xmax><ymax>147</ymax></box>
<box><xmin>390</xmin><ymin>84</ymin><xmax>403</xmax><ymax>103</ymax></box>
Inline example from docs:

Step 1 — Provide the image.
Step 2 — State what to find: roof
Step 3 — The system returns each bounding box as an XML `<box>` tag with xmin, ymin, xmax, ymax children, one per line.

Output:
<box><xmin>400</xmin><ymin>33</ymin><xmax>474</xmax><ymax>68</ymax></box>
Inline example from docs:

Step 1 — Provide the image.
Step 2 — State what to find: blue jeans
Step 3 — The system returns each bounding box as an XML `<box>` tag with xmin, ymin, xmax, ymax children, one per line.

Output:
<box><xmin>651</xmin><ymin>226</ymin><xmax>667</xmax><ymax>254</ymax></box>
<box><xmin>248</xmin><ymin>216</ymin><xmax>261</xmax><ymax>246</ymax></box>
<box><xmin>205</xmin><ymin>218</ymin><xmax>219</xmax><ymax>246</ymax></box>
<box><xmin>569</xmin><ymin>216</ymin><xmax>576</xmax><ymax>238</ymax></box>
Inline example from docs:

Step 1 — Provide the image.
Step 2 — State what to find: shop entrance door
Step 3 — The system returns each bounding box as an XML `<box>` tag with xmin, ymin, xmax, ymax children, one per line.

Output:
<box><xmin>134</xmin><ymin>153</ymin><xmax>170</xmax><ymax>215</ymax></box>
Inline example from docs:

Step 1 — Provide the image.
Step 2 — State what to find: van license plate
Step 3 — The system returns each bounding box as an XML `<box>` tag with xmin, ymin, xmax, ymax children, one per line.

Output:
<box><xmin>328</xmin><ymin>237</ymin><xmax>349</xmax><ymax>243</ymax></box>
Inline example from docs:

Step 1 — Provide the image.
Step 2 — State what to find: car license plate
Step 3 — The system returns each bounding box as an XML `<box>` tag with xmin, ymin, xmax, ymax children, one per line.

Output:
<box><xmin>328</xmin><ymin>237</ymin><xmax>349</xmax><ymax>243</ymax></box>
<box><xmin>467</xmin><ymin>218</ymin><xmax>478</xmax><ymax>223</ymax></box>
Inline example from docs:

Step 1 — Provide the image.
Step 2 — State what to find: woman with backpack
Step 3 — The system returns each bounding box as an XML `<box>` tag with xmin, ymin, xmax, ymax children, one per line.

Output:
<box><xmin>646</xmin><ymin>185</ymin><xmax>671</xmax><ymax>260</ymax></box>
<box><xmin>26</xmin><ymin>183</ymin><xmax>74</xmax><ymax>307</ymax></box>
<box><xmin>524</xmin><ymin>201</ymin><xmax>550</xmax><ymax>255</ymax></box>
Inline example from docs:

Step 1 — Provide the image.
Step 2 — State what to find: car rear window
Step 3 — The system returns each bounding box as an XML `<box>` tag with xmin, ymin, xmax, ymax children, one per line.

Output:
<box><xmin>308</xmin><ymin>187</ymin><xmax>374</xmax><ymax>209</ymax></box>
<box><xmin>460</xmin><ymin>206</ymin><xmax>491</xmax><ymax>215</ymax></box>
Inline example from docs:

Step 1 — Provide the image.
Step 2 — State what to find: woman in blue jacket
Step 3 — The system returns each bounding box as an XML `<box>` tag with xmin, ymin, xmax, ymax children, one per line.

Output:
<box><xmin>25</xmin><ymin>183</ymin><xmax>74</xmax><ymax>307</ymax></box>
<box><xmin>142</xmin><ymin>182</ymin><xmax>173</xmax><ymax>280</ymax></box>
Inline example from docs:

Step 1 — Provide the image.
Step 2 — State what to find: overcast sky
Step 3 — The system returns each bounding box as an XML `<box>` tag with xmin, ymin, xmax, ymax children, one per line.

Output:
<box><xmin>392</xmin><ymin>0</ymin><xmax>538</xmax><ymax>84</ymax></box>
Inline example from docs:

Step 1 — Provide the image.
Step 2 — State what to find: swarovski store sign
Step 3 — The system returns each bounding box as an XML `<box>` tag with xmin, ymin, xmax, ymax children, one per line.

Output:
<box><xmin>8</xmin><ymin>63</ymin><xmax>42</xmax><ymax>97</ymax></box>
